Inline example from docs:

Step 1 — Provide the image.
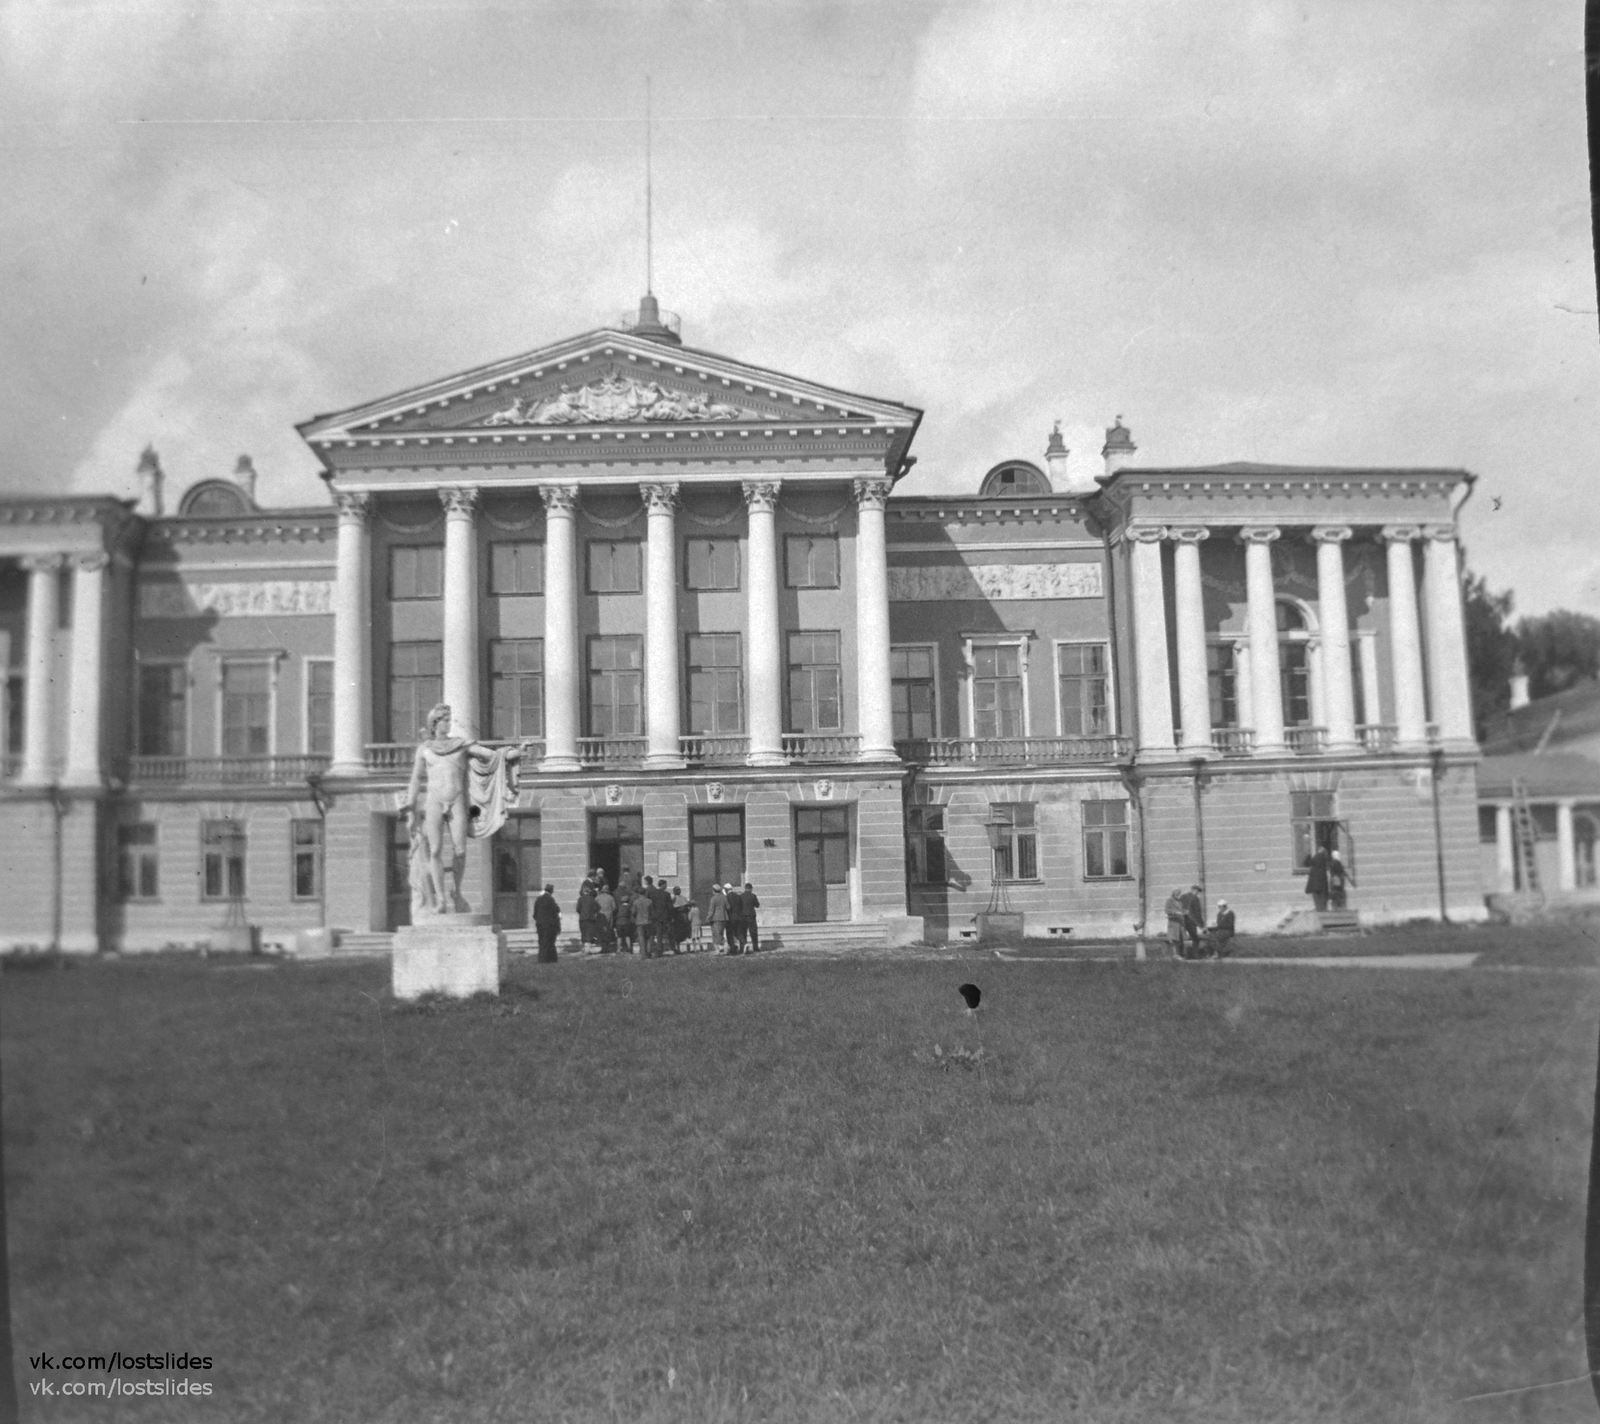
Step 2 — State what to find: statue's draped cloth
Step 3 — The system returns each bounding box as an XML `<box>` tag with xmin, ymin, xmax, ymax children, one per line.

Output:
<box><xmin>466</xmin><ymin>745</ymin><xmax>520</xmax><ymax>839</ymax></box>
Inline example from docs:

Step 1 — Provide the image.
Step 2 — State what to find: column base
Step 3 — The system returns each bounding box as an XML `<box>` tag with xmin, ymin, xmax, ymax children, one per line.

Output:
<box><xmin>1251</xmin><ymin>741</ymin><xmax>1287</xmax><ymax>757</ymax></box>
<box><xmin>540</xmin><ymin>754</ymin><xmax>582</xmax><ymax>773</ymax></box>
<box><xmin>644</xmin><ymin>754</ymin><xmax>686</xmax><ymax>770</ymax></box>
<box><xmin>60</xmin><ymin>769</ymin><xmax>105</xmax><ymax>791</ymax></box>
<box><xmin>855</xmin><ymin>745</ymin><xmax>900</xmax><ymax>764</ymax></box>
<box><xmin>327</xmin><ymin>759</ymin><xmax>370</xmax><ymax>778</ymax></box>
<box><xmin>1324</xmin><ymin>739</ymin><xmax>1361</xmax><ymax>755</ymax></box>
<box><xmin>745</xmin><ymin>749</ymin><xmax>787</xmax><ymax>768</ymax></box>
<box><xmin>1178</xmin><ymin>741</ymin><xmax>1216</xmax><ymax>759</ymax></box>
<box><xmin>1435</xmin><ymin>738</ymin><xmax>1478</xmax><ymax>756</ymax></box>
<box><xmin>1135</xmin><ymin>745</ymin><xmax>1180</xmax><ymax>763</ymax></box>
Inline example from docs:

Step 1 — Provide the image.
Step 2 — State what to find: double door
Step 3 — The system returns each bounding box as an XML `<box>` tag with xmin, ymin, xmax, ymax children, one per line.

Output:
<box><xmin>794</xmin><ymin>807</ymin><xmax>849</xmax><ymax>923</ymax></box>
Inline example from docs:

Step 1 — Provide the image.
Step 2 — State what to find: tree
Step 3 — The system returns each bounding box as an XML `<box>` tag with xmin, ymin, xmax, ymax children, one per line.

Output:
<box><xmin>1462</xmin><ymin>565</ymin><xmax>1516</xmax><ymax>739</ymax></box>
<box><xmin>1516</xmin><ymin>609</ymin><xmax>1600</xmax><ymax>699</ymax></box>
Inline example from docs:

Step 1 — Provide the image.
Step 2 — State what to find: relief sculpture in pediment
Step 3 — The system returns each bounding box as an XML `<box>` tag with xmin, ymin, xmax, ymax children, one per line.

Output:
<box><xmin>479</xmin><ymin>369</ymin><xmax>746</xmax><ymax>426</ymax></box>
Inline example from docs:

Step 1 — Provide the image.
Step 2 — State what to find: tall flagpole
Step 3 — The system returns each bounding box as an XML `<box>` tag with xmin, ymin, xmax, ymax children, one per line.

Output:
<box><xmin>645</xmin><ymin>75</ymin><xmax>653</xmax><ymax>297</ymax></box>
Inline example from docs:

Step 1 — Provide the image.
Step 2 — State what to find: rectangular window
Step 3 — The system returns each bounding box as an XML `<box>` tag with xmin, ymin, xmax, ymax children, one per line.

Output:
<box><xmin>489</xmin><ymin>541</ymin><xmax>544</xmax><ymax>595</ymax></box>
<box><xmin>291</xmin><ymin>819</ymin><xmax>323</xmax><ymax>900</ymax></box>
<box><xmin>201</xmin><ymin>819</ymin><xmax>246</xmax><ymax>901</ymax></box>
<box><xmin>221</xmin><ymin>663</ymin><xmax>271</xmax><ymax>757</ymax></box>
<box><xmin>389</xmin><ymin>545</ymin><xmax>443</xmax><ymax>600</ymax></box>
<box><xmin>786</xmin><ymin>631</ymin><xmax>842</xmax><ymax>732</ymax></box>
<box><xmin>389</xmin><ymin>641</ymin><xmax>443</xmax><ymax>742</ymax></box>
<box><xmin>118</xmin><ymin>824</ymin><xmax>159</xmax><ymax>900</ymax></box>
<box><xmin>973</xmin><ymin>645</ymin><xmax>1024</xmax><ymax>738</ymax></box>
<box><xmin>785</xmin><ymin>534</ymin><xmax>839</xmax><ymax>589</ymax></box>
<box><xmin>493</xmin><ymin>812</ymin><xmax>542</xmax><ymax>896</ymax></box>
<box><xmin>305</xmin><ymin>660</ymin><xmax>334</xmax><ymax>756</ymax></box>
<box><xmin>990</xmin><ymin>803</ymin><xmax>1038</xmax><ymax>882</ymax></box>
<box><xmin>587</xmin><ymin>635</ymin><xmax>643</xmax><ymax>736</ymax></box>
<box><xmin>1059</xmin><ymin>643</ymin><xmax>1110</xmax><ymax>735</ymax></box>
<box><xmin>136</xmin><ymin>663</ymin><xmax>187</xmax><ymax>756</ymax></box>
<box><xmin>907</xmin><ymin>805</ymin><xmax>947</xmax><ymax>884</ymax></box>
<box><xmin>1281</xmin><ymin>642</ymin><xmax>1312</xmax><ymax>726</ymax></box>
<box><xmin>1290</xmin><ymin>791</ymin><xmax>1337</xmax><ymax>870</ymax></box>
<box><xmin>6</xmin><ymin>672</ymin><xmax>22</xmax><ymax>756</ymax></box>
<box><xmin>687</xmin><ymin>634</ymin><xmax>743</xmax><ymax>734</ymax></box>
<box><xmin>891</xmin><ymin>646</ymin><xmax>936</xmax><ymax>741</ymax></box>
<box><xmin>587</xmin><ymin>540</ymin><xmax>642</xmax><ymax>594</ymax></box>
<box><xmin>1478</xmin><ymin>806</ymin><xmax>1500</xmax><ymax>843</ymax></box>
<box><xmin>1207</xmin><ymin>643</ymin><xmax>1238</xmax><ymax>728</ymax></box>
<box><xmin>685</xmin><ymin>539</ymin><xmax>739</xmax><ymax>590</ymax></box>
<box><xmin>1531</xmin><ymin>806</ymin><xmax>1559</xmax><ymax>840</ymax></box>
<box><xmin>1082</xmin><ymin>800</ymin><xmax>1130</xmax><ymax>879</ymax></box>
<box><xmin>489</xmin><ymin>639</ymin><xmax>544</xmax><ymax>740</ymax></box>
<box><xmin>797</xmin><ymin>806</ymin><xmax>851</xmax><ymax>882</ymax></box>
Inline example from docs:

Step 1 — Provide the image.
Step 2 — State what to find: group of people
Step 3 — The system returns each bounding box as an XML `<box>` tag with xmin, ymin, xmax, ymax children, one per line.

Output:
<box><xmin>530</xmin><ymin>869</ymin><xmax>763</xmax><ymax>961</ymax></box>
<box><xmin>1303</xmin><ymin>845</ymin><xmax>1353</xmax><ymax>912</ymax></box>
<box><xmin>1162</xmin><ymin>884</ymin><xmax>1235</xmax><ymax>960</ymax></box>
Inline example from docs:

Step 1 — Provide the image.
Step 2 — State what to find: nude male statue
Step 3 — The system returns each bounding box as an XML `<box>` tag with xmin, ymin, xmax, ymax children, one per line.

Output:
<box><xmin>405</xmin><ymin>703</ymin><xmax>520</xmax><ymax>914</ymax></box>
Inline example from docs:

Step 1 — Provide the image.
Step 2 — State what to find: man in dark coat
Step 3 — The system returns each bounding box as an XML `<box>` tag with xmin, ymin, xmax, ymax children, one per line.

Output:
<box><xmin>1179</xmin><ymin>884</ymin><xmax>1204</xmax><ymax>957</ymax></box>
<box><xmin>648</xmin><ymin>876</ymin><xmax>675</xmax><ymax>955</ymax></box>
<box><xmin>532</xmin><ymin>883</ymin><xmax>561</xmax><ymax>963</ymax></box>
<box><xmin>740</xmin><ymin>882</ymin><xmax>762</xmax><ymax>955</ymax></box>
<box><xmin>725</xmin><ymin>882</ymin><xmax>748</xmax><ymax>954</ymax></box>
<box><xmin>1305</xmin><ymin>845</ymin><xmax>1331</xmax><ymax>912</ymax></box>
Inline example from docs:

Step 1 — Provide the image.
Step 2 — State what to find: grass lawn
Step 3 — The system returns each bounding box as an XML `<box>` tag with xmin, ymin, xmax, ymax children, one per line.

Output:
<box><xmin>4</xmin><ymin>940</ymin><xmax>1597</xmax><ymax>1423</ymax></box>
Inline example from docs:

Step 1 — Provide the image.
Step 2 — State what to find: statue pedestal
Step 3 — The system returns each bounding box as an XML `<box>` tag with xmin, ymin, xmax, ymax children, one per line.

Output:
<box><xmin>392</xmin><ymin>911</ymin><xmax>506</xmax><ymax>1000</ymax></box>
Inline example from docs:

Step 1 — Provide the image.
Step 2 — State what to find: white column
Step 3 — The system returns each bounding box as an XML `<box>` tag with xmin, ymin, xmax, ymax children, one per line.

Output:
<box><xmin>1422</xmin><ymin>524</ymin><xmax>1476</xmax><ymax>749</ymax></box>
<box><xmin>63</xmin><ymin>552</ymin><xmax>109</xmax><ymax>787</ymax></box>
<box><xmin>1128</xmin><ymin>527</ymin><xmax>1176</xmax><ymax>759</ymax></box>
<box><xmin>440</xmin><ymin>487</ymin><xmax>481</xmax><ymax>740</ymax></box>
<box><xmin>1557</xmin><ymin>800</ymin><xmax>1577</xmax><ymax>892</ymax></box>
<box><xmin>1241</xmin><ymin>528</ymin><xmax>1285</xmax><ymax>754</ymax></box>
<box><xmin>1312</xmin><ymin>526</ymin><xmax>1358</xmax><ymax>752</ymax></box>
<box><xmin>20</xmin><ymin>554</ymin><xmax>62</xmax><ymax>785</ymax></box>
<box><xmin>330</xmin><ymin>493</ymin><xmax>372</xmax><ymax>775</ymax></box>
<box><xmin>1307</xmin><ymin>637</ymin><xmax>1325</xmax><ymax>729</ymax></box>
<box><xmin>854</xmin><ymin>476</ymin><xmax>897</xmax><ymax>762</ymax></box>
<box><xmin>1495</xmin><ymin>804</ymin><xmax>1515</xmax><ymax>892</ymax></box>
<box><xmin>539</xmin><ymin>484</ymin><xmax>581</xmax><ymax>771</ymax></box>
<box><xmin>1171</xmin><ymin>528</ymin><xmax>1212</xmax><ymax>755</ymax></box>
<box><xmin>1357</xmin><ymin>632</ymin><xmax>1381</xmax><ymax>738</ymax></box>
<box><xmin>1234</xmin><ymin>640</ymin><xmax>1254</xmax><ymax>730</ymax></box>
<box><xmin>642</xmin><ymin>481</ymin><xmax>684</xmax><ymax>768</ymax></box>
<box><xmin>743</xmin><ymin>480</ymin><xmax>785</xmax><ymax>766</ymax></box>
<box><xmin>1383</xmin><ymin>527</ymin><xmax>1428</xmax><ymax>750</ymax></box>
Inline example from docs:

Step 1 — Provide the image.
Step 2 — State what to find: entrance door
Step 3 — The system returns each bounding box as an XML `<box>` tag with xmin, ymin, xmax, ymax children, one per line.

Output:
<box><xmin>690</xmin><ymin>808</ymin><xmax>744</xmax><ymax>914</ymax></box>
<box><xmin>795</xmin><ymin>807</ymin><xmax>849</xmax><ymax>923</ymax></box>
<box><xmin>492</xmin><ymin>812</ymin><xmax>541</xmax><ymax>928</ymax></box>
<box><xmin>589</xmin><ymin>810</ymin><xmax>644</xmax><ymax>890</ymax></box>
<box><xmin>386</xmin><ymin>816</ymin><xmax>413</xmax><ymax>929</ymax></box>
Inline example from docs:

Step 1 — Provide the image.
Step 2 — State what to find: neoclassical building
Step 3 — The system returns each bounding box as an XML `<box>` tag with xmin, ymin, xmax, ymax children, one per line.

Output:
<box><xmin>0</xmin><ymin>302</ymin><xmax>1486</xmax><ymax>952</ymax></box>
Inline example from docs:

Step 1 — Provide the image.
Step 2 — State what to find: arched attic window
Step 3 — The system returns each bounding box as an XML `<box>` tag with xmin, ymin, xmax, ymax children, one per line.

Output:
<box><xmin>177</xmin><ymin>480</ymin><xmax>253</xmax><ymax>517</ymax></box>
<box><xmin>978</xmin><ymin>461</ymin><xmax>1051</xmax><ymax>497</ymax></box>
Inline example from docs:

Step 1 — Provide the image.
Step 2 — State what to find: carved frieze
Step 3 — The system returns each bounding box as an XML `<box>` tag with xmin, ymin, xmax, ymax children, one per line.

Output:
<box><xmin>139</xmin><ymin>580</ymin><xmax>334</xmax><ymax>619</ymax></box>
<box><xmin>479</xmin><ymin>369</ymin><xmax>746</xmax><ymax>427</ymax></box>
<box><xmin>888</xmin><ymin>563</ymin><xmax>1103</xmax><ymax>602</ymax></box>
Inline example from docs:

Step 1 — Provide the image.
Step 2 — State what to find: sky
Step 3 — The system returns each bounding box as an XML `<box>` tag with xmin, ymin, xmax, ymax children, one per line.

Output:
<box><xmin>1</xmin><ymin>0</ymin><xmax>1595</xmax><ymax>617</ymax></box>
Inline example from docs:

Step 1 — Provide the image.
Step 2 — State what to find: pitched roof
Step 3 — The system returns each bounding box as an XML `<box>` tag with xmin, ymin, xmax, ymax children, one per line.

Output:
<box><xmin>1476</xmin><ymin>750</ymin><xmax>1600</xmax><ymax>799</ymax></box>
<box><xmin>1482</xmin><ymin>678</ymin><xmax>1600</xmax><ymax>753</ymax></box>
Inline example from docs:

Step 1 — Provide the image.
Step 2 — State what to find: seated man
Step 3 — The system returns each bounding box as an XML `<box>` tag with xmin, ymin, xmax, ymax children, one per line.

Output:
<box><xmin>1208</xmin><ymin>900</ymin><xmax>1236</xmax><ymax>957</ymax></box>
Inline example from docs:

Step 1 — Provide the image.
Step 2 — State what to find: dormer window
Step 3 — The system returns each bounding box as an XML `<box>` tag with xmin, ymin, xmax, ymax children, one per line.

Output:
<box><xmin>979</xmin><ymin>461</ymin><xmax>1051</xmax><ymax>496</ymax></box>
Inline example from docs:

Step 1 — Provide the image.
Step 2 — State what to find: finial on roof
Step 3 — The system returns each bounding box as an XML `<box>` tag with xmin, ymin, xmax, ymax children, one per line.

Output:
<box><xmin>137</xmin><ymin>444</ymin><xmax>164</xmax><ymax>517</ymax></box>
<box><xmin>1045</xmin><ymin>421</ymin><xmax>1068</xmax><ymax>458</ymax></box>
<box><xmin>233</xmin><ymin>454</ymin><xmax>258</xmax><ymax>504</ymax></box>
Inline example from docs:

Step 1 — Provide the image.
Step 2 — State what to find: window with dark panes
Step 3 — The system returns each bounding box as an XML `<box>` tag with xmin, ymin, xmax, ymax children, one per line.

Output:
<box><xmin>990</xmin><ymin>803</ymin><xmax>1038</xmax><ymax>881</ymax></box>
<box><xmin>784</xmin><ymin>534</ymin><xmax>839</xmax><ymax>589</ymax></box>
<box><xmin>973</xmin><ymin>645</ymin><xmax>1024</xmax><ymax>738</ymax></box>
<box><xmin>389</xmin><ymin>642</ymin><xmax>443</xmax><ymax>742</ymax></box>
<box><xmin>306</xmin><ymin>660</ymin><xmax>334</xmax><ymax>755</ymax></box>
<box><xmin>1478</xmin><ymin>806</ymin><xmax>1499</xmax><ymax>843</ymax></box>
<box><xmin>907</xmin><ymin>805</ymin><xmax>947</xmax><ymax>883</ymax></box>
<box><xmin>1082</xmin><ymin>800</ymin><xmax>1129</xmax><ymax>878</ymax></box>
<box><xmin>797</xmin><ymin>807</ymin><xmax>850</xmax><ymax>882</ymax></box>
<box><xmin>136</xmin><ymin>663</ymin><xmax>187</xmax><ymax>756</ymax></box>
<box><xmin>389</xmin><ymin>544</ymin><xmax>443</xmax><ymax>600</ymax></box>
<box><xmin>687</xmin><ymin>634</ymin><xmax>742</xmax><ymax>734</ymax></box>
<box><xmin>786</xmin><ymin>631</ymin><xmax>842</xmax><ymax>731</ymax></box>
<box><xmin>1207</xmin><ymin>643</ymin><xmax>1238</xmax><ymax>728</ymax></box>
<box><xmin>891</xmin><ymin>646</ymin><xmax>936</xmax><ymax>740</ymax></box>
<box><xmin>489</xmin><ymin>541</ymin><xmax>544</xmax><ymax>595</ymax></box>
<box><xmin>494</xmin><ymin>813</ymin><xmax>541</xmax><ymax>896</ymax></box>
<box><xmin>490</xmin><ymin>639</ymin><xmax>544</xmax><ymax>740</ymax></box>
<box><xmin>587</xmin><ymin>635</ymin><xmax>643</xmax><ymax>736</ymax></box>
<box><xmin>1059</xmin><ymin>643</ymin><xmax>1110</xmax><ymax>735</ymax></box>
<box><xmin>587</xmin><ymin>540</ymin><xmax>642</xmax><ymax>594</ymax></box>
<box><xmin>201</xmin><ymin>819</ymin><xmax>246</xmax><ymax>900</ymax></box>
<box><xmin>685</xmin><ymin>539</ymin><xmax>739</xmax><ymax>590</ymax></box>
<box><xmin>291</xmin><ymin>819</ymin><xmax>323</xmax><ymax>900</ymax></box>
<box><xmin>221</xmin><ymin>663</ymin><xmax>271</xmax><ymax>756</ymax></box>
<box><xmin>118</xmin><ymin>824</ymin><xmax>159</xmax><ymax>900</ymax></box>
<box><xmin>1277</xmin><ymin>603</ymin><xmax>1312</xmax><ymax>726</ymax></box>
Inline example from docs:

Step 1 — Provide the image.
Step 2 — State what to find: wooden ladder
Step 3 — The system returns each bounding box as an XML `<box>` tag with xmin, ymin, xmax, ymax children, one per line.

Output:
<box><xmin>1511</xmin><ymin>779</ymin><xmax>1543</xmax><ymax>899</ymax></box>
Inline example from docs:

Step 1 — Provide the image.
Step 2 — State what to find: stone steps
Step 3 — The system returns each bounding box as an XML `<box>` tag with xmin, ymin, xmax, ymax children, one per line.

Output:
<box><xmin>332</xmin><ymin>932</ymin><xmax>394</xmax><ymax>958</ymax></box>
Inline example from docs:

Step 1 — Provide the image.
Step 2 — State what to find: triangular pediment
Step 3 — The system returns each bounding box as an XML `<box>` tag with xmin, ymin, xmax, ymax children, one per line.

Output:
<box><xmin>298</xmin><ymin>326</ymin><xmax>920</xmax><ymax>446</ymax></box>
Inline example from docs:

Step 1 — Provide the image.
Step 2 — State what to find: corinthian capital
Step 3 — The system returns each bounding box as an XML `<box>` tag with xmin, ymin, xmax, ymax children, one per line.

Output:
<box><xmin>539</xmin><ymin>483</ymin><xmax>579</xmax><ymax>515</ymax></box>
<box><xmin>1238</xmin><ymin>526</ymin><xmax>1281</xmax><ymax>545</ymax></box>
<box><xmin>741</xmin><ymin>480</ymin><xmax>782</xmax><ymax>513</ymax></box>
<box><xmin>640</xmin><ymin>481</ymin><xmax>681</xmax><ymax>515</ymax></box>
<box><xmin>1309</xmin><ymin>525</ymin><xmax>1353</xmax><ymax>544</ymax></box>
<box><xmin>439</xmin><ymin>487</ymin><xmax>479</xmax><ymax>518</ymax></box>
<box><xmin>852</xmin><ymin>477</ymin><xmax>894</xmax><ymax>511</ymax></box>
<box><xmin>334</xmin><ymin>491</ymin><xmax>372</xmax><ymax>524</ymax></box>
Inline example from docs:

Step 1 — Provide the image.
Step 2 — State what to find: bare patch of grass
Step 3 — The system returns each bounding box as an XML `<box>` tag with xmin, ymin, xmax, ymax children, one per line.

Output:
<box><xmin>3</xmin><ymin>943</ymin><xmax>1595</xmax><ymax>1422</ymax></box>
